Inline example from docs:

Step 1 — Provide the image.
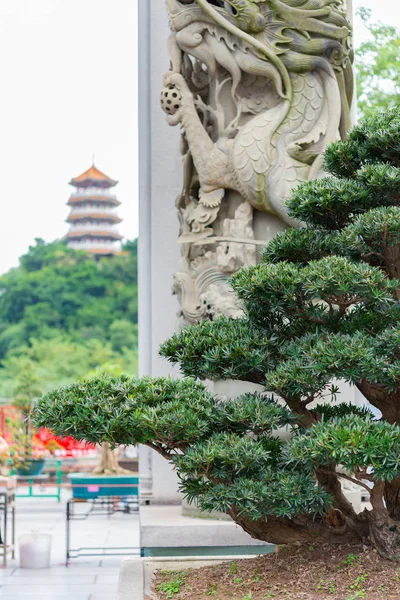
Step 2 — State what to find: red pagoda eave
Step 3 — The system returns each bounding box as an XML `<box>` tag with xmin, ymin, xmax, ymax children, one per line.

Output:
<box><xmin>66</xmin><ymin>213</ymin><xmax>122</xmax><ymax>224</ymax></box>
<box><xmin>68</xmin><ymin>196</ymin><xmax>121</xmax><ymax>207</ymax></box>
<box><xmin>85</xmin><ymin>248</ymin><xmax>123</xmax><ymax>255</ymax></box>
<box><xmin>65</xmin><ymin>231</ymin><xmax>123</xmax><ymax>240</ymax></box>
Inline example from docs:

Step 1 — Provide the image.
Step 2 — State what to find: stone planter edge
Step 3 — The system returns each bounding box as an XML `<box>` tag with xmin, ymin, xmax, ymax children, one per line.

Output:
<box><xmin>116</xmin><ymin>556</ymin><xmax>261</xmax><ymax>600</ymax></box>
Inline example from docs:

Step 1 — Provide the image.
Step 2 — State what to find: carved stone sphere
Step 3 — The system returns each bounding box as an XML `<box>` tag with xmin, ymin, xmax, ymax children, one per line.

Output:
<box><xmin>160</xmin><ymin>84</ymin><xmax>182</xmax><ymax>115</ymax></box>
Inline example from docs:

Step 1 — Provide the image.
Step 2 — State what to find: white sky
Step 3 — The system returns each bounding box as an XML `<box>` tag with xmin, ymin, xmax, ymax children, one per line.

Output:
<box><xmin>0</xmin><ymin>0</ymin><xmax>138</xmax><ymax>275</ymax></box>
<box><xmin>0</xmin><ymin>0</ymin><xmax>399</xmax><ymax>275</ymax></box>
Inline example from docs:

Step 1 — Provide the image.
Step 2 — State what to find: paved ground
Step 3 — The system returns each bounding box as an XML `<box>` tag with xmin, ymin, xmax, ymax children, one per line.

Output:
<box><xmin>0</xmin><ymin>489</ymin><xmax>140</xmax><ymax>599</ymax></box>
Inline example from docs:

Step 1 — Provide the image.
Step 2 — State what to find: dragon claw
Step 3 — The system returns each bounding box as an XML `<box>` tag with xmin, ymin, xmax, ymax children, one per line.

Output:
<box><xmin>163</xmin><ymin>71</ymin><xmax>188</xmax><ymax>91</ymax></box>
<box><xmin>161</xmin><ymin>72</ymin><xmax>192</xmax><ymax>118</ymax></box>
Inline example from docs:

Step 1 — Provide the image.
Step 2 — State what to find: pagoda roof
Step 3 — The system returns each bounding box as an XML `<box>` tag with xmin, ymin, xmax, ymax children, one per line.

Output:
<box><xmin>69</xmin><ymin>164</ymin><xmax>118</xmax><ymax>189</ymax></box>
<box><xmin>68</xmin><ymin>195</ymin><xmax>121</xmax><ymax>207</ymax></box>
<box><xmin>65</xmin><ymin>230</ymin><xmax>123</xmax><ymax>240</ymax></box>
<box><xmin>66</xmin><ymin>213</ymin><xmax>122</xmax><ymax>224</ymax></box>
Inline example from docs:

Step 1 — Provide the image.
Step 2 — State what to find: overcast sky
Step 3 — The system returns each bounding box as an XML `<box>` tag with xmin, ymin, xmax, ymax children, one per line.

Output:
<box><xmin>0</xmin><ymin>1</ymin><xmax>398</xmax><ymax>275</ymax></box>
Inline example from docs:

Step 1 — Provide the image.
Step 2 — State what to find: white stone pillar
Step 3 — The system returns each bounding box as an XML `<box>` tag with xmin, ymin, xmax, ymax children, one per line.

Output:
<box><xmin>137</xmin><ymin>0</ymin><xmax>357</xmax><ymax>505</ymax></box>
<box><xmin>347</xmin><ymin>0</ymin><xmax>354</xmax><ymax>19</ymax></box>
<box><xmin>347</xmin><ymin>0</ymin><xmax>358</xmax><ymax>124</ymax></box>
<box><xmin>137</xmin><ymin>0</ymin><xmax>183</xmax><ymax>504</ymax></box>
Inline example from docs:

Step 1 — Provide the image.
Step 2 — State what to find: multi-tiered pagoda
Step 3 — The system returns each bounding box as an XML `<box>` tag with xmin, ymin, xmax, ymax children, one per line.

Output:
<box><xmin>65</xmin><ymin>164</ymin><xmax>123</xmax><ymax>256</ymax></box>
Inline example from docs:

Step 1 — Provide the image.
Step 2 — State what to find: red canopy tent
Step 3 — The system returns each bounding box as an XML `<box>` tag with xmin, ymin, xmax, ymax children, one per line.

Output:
<box><xmin>1</xmin><ymin>406</ymin><xmax>96</xmax><ymax>457</ymax></box>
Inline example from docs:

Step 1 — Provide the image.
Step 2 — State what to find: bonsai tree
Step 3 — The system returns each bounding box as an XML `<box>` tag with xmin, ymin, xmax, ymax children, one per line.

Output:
<box><xmin>34</xmin><ymin>109</ymin><xmax>400</xmax><ymax>559</ymax></box>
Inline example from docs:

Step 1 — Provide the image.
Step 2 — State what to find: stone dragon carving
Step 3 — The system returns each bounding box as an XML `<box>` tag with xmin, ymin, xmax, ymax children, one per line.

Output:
<box><xmin>162</xmin><ymin>0</ymin><xmax>353</xmax><ymax>323</ymax></box>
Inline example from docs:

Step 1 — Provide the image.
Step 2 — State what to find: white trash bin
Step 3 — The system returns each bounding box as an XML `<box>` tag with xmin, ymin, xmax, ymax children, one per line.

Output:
<box><xmin>19</xmin><ymin>532</ymin><xmax>52</xmax><ymax>569</ymax></box>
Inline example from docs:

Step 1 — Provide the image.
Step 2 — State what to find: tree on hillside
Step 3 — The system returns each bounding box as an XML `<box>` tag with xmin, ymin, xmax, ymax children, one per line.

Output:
<box><xmin>35</xmin><ymin>110</ymin><xmax>400</xmax><ymax>558</ymax></box>
<box><xmin>0</xmin><ymin>337</ymin><xmax>137</xmax><ymax>399</ymax></box>
<box><xmin>19</xmin><ymin>238</ymin><xmax>89</xmax><ymax>272</ymax></box>
<box><xmin>356</xmin><ymin>8</ymin><xmax>400</xmax><ymax>118</ymax></box>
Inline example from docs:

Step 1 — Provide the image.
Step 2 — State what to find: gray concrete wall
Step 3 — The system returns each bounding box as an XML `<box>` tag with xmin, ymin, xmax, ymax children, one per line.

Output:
<box><xmin>138</xmin><ymin>0</ymin><xmax>182</xmax><ymax>504</ymax></box>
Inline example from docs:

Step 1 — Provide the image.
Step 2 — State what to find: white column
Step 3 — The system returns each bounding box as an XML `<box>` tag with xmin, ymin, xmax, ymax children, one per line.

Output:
<box><xmin>137</xmin><ymin>0</ymin><xmax>356</xmax><ymax>505</ymax></box>
<box><xmin>347</xmin><ymin>0</ymin><xmax>358</xmax><ymax>124</ymax></box>
<box><xmin>138</xmin><ymin>0</ymin><xmax>182</xmax><ymax>504</ymax></box>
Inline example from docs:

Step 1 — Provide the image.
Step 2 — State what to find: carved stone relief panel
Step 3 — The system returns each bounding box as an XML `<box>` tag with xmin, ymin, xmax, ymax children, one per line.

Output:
<box><xmin>161</xmin><ymin>0</ymin><xmax>353</xmax><ymax>323</ymax></box>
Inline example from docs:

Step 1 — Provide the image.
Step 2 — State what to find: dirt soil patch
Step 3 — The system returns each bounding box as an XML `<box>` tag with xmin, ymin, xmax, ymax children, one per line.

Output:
<box><xmin>147</xmin><ymin>543</ymin><xmax>400</xmax><ymax>599</ymax></box>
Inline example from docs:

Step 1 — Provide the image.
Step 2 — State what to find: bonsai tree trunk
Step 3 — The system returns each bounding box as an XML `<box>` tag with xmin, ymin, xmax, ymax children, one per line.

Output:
<box><xmin>91</xmin><ymin>443</ymin><xmax>131</xmax><ymax>476</ymax></box>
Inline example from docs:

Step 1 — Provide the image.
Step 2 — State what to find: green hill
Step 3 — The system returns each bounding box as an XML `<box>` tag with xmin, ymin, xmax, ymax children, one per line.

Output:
<box><xmin>0</xmin><ymin>239</ymin><xmax>138</xmax><ymax>397</ymax></box>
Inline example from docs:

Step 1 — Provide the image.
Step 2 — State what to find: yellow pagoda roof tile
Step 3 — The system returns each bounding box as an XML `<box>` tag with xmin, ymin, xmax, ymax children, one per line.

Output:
<box><xmin>69</xmin><ymin>164</ymin><xmax>118</xmax><ymax>187</ymax></box>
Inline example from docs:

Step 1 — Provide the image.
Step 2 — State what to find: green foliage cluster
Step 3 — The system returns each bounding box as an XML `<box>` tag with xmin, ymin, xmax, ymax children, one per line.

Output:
<box><xmin>290</xmin><ymin>416</ymin><xmax>400</xmax><ymax>482</ymax></box>
<box><xmin>356</xmin><ymin>8</ymin><xmax>400</xmax><ymax>118</ymax></box>
<box><xmin>0</xmin><ymin>240</ymin><xmax>138</xmax><ymax>396</ymax></box>
<box><xmin>34</xmin><ymin>109</ymin><xmax>400</xmax><ymax>556</ymax></box>
<box><xmin>161</xmin><ymin>317</ymin><xmax>276</xmax><ymax>384</ymax></box>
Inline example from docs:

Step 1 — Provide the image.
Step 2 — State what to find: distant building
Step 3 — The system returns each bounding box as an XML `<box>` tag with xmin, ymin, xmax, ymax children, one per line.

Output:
<box><xmin>65</xmin><ymin>164</ymin><xmax>123</xmax><ymax>256</ymax></box>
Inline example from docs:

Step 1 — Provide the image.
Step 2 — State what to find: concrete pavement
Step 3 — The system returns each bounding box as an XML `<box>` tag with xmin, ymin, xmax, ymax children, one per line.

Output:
<box><xmin>0</xmin><ymin>489</ymin><xmax>140</xmax><ymax>599</ymax></box>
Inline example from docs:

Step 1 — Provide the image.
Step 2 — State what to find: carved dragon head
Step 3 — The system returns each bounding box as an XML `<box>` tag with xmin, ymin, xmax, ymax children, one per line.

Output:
<box><xmin>167</xmin><ymin>0</ymin><xmax>353</xmax><ymax>115</ymax></box>
<box><xmin>173</xmin><ymin>0</ymin><xmax>267</xmax><ymax>33</ymax></box>
<box><xmin>169</xmin><ymin>0</ymin><xmax>351</xmax><ymax>41</ymax></box>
